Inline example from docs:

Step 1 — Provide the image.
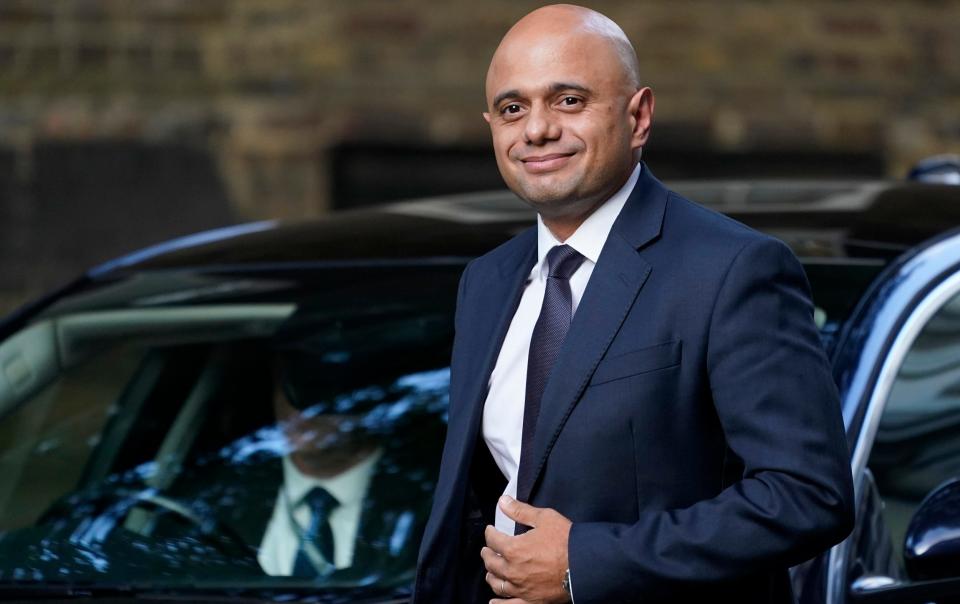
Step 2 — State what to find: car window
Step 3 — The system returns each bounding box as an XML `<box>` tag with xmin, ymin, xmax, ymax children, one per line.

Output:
<box><xmin>801</xmin><ymin>260</ymin><xmax>886</xmax><ymax>353</ymax></box>
<box><xmin>851</xmin><ymin>288</ymin><xmax>960</xmax><ymax>584</ymax></box>
<box><xmin>0</xmin><ymin>266</ymin><xmax>459</xmax><ymax>594</ymax></box>
<box><xmin>0</xmin><ymin>343</ymin><xmax>147</xmax><ymax>531</ymax></box>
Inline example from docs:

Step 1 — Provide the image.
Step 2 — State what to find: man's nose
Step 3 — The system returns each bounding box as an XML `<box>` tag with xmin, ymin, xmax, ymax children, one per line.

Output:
<box><xmin>523</xmin><ymin>104</ymin><xmax>560</xmax><ymax>145</ymax></box>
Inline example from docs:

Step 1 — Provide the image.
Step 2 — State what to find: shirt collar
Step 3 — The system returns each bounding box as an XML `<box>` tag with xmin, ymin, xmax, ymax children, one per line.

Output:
<box><xmin>535</xmin><ymin>163</ymin><xmax>641</xmax><ymax>274</ymax></box>
<box><xmin>282</xmin><ymin>449</ymin><xmax>382</xmax><ymax>509</ymax></box>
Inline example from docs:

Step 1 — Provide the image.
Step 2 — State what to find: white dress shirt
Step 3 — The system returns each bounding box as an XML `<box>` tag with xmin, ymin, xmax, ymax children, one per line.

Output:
<box><xmin>258</xmin><ymin>450</ymin><xmax>382</xmax><ymax>575</ymax></box>
<box><xmin>481</xmin><ymin>163</ymin><xmax>641</xmax><ymax>535</ymax></box>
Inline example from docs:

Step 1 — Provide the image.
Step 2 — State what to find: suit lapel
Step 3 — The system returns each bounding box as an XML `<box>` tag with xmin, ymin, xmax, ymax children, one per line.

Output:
<box><xmin>329</xmin><ymin>451</ymin><xmax>430</xmax><ymax>582</ymax></box>
<box><xmin>348</xmin><ymin>475</ymin><xmax>386</xmax><ymax>578</ymax></box>
<box><xmin>519</xmin><ymin>166</ymin><xmax>668</xmax><ymax>502</ymax></box>
<box><xmin>444</xmin><ymin>228</ymin><xmax>537</xmax><ymax>482</ymax></box>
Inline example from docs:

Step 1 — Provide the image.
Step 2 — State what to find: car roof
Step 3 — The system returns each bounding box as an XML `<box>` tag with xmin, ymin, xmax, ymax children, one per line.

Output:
<box><xmin>89</xmin><ymin>180</ymin><xmax>960</xmax><ymax>275</ymax></box>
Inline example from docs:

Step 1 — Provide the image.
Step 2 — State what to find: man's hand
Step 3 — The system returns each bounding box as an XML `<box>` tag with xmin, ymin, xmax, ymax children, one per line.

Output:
<box><xmin>481</xmin><ymin>495</ymin><xmax>572</xmax><ymax>604</ymax></box>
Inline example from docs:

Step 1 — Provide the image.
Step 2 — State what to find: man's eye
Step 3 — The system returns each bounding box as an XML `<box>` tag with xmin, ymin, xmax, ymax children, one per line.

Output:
<box><xmin>562</xmin><ymin>96</ymin><xmax>581</xmax><ymax>106</ymax></box>
<box><xmin>501</xmin><ymin>104</ymin><xmax>522</xmax><ymax>114</ymax></box>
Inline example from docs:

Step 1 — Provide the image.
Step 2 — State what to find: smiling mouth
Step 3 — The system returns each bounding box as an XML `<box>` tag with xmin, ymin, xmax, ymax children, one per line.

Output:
<box><xmin>520</xmin><ymin>153</ymin><xmax>575</xmax><ymax>173</ymax></box>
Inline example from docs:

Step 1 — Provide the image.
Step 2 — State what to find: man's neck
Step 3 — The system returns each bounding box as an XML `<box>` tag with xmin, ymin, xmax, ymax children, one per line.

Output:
<box><xmin>291</xmin><ymin>443</ymin><xmax>380</xmax><ymax>479</ymax></box>
<box><xmin>539</xmin><ymin>163</ymin><xmax>639</xmax><ymax>241</ymax></box>
<box><xmin>541</xmin><ymin>212</ymin><xmax>592</xmax><ymax>242</ymax></box>
<box><xmin>540</xmin><ymin>195</ymin><xmax>609</xmax><ymax>242</ymax></box>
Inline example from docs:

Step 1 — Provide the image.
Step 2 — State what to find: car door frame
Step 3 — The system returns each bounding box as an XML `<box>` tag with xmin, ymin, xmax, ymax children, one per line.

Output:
<box><xmin>820</xmin><ymin>227</ymin><xmax>960</xmax><ymax>604</ymax></box>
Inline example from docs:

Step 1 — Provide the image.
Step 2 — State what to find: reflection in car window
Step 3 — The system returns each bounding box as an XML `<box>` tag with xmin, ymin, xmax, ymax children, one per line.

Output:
<box><xmin>0</xmin><ymin>266</ymin><xmax>459</xmax><ymax>593</ymax></box>
<box><xmin>855</xmin><ymin>289</ymin><xmax>960</xmax><ymax>582</ymax></box>
<box><xmin>0</xmin><ymin>343</ymin><xmax>144</xmax><ymax>531</ymax></box>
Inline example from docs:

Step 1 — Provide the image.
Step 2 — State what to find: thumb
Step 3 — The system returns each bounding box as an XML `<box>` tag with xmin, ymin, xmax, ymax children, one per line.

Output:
<box><xmin>499</xmin><ymin>495</ymin><xmax>538</xmax><ymax>527</ymax></box>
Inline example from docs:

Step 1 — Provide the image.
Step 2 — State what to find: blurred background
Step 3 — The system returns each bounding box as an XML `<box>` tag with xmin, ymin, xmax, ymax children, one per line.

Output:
<box><xmin>0</xmin><ymin>0</ymin><xmax>958</xmax><ymax>315</ymax></box>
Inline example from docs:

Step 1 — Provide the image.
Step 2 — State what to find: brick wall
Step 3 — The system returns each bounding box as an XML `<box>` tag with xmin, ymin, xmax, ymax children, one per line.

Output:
<box><xmin>0</xmin><ymin>0</ymin><xmax>958</xmax><ymax>311</ymax></box>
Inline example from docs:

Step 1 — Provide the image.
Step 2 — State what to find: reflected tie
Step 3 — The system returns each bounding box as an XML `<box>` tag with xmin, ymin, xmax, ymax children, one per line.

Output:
<box><xmin>292</xmin><ymin>486</ymin><xmax>339</xmax><ymax>577</ymax></box>
<box><xmin>515</xmin><ymin>244</ymin><xmax>585</xmax><ymax>534</ymax></box>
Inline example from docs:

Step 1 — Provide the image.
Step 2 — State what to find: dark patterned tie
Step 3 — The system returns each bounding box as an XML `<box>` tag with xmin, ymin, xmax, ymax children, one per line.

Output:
<box><xmin>291</xmin><ymin>486</ymin><xmax>339</xmax><ymax>577</ymax></box>
<box><xmin>515</xmin><ymin>244</ymin><xmax>585</xmax><ymax>534</ymax></box>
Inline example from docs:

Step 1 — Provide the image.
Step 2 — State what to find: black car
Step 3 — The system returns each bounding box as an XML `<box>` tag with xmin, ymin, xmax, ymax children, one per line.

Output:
<box><xmin>0</xmin><ymin>179</ymin><xmax>959</xmax><ymax>603</ymax></box>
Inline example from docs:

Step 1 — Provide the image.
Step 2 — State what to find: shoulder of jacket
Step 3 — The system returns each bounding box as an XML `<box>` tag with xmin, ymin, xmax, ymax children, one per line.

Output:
<box><xmin>662</xmin><ymin>190</ymin><xmax>786</xmax><ymax>257</ymax></box>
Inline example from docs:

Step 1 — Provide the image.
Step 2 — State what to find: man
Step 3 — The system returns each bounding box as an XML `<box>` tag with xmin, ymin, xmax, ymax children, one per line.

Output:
<box><xmin>414</xmin><ymin>5</ymin><xmax>854</xmax><ymax>604</ymax></box>
<box><xmin>256</xmin><ymin>368</ymin><xmax>386</xmax><ymax>577</ymax></box>
<box><xmin>176</xmin><ymin>309</ymin><xmax>448</xmax><ymax>585</ymax></box>
<box><xmin>252</xmin><ymin>309</ymin><xmax>447</xmax><ymax>583</ymax></box>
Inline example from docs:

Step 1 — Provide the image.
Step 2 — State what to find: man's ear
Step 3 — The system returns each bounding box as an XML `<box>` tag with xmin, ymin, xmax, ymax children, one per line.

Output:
<box><xmin>628</xmin><ymin>87</ymin><xmax>654</xmax><ymax>150</ymax></box>
<box><xmin>482</xmin><ymin>111</ymin><xmax>491</xmax><ymax>124</ymax></box>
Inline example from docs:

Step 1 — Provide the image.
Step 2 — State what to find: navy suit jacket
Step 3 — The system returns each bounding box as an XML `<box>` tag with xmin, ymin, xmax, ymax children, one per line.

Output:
<box><xmin>414</xmin><ymin>165</ymin><xmax>854</xmax><ymax>603</ymax></box>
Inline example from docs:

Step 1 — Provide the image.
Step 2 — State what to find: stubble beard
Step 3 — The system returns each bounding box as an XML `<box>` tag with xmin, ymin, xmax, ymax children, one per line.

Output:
<box><xmin>509</xmin><ymin>171</ymin><xmax>587</xmax><ymax>218</ymax></box>
<box><xmin>511</xmin><ymin>174</ymin><xmax>613</xmax><ymax>227</ymax></box>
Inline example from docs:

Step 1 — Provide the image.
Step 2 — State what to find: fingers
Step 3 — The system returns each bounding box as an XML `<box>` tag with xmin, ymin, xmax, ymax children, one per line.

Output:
<box><xmin>484</xmin><ymin>523</ymin><xmax>513</xmax><ymax>555</ymax></box>
<box><xmin>485</xmin><ymin>571</ymin><xmax>521</xmax><ymax>601</ymax></box>
<box><xmin>481</xmin><ymin>545</ymin><xmax>509</xmax><ymax>577</ymax></box>
<box><xmin>485</xmin><ymin>498</ymin><xmax>559</xmax><ymax>559</ymax></box>
<box><xmin>498</xmin><ymin>495</ymin><xmax>541</xmax><ymax>528</ymax></box>
<box><xmin>483</xmin><ymin>502</ymin><xmax>571</xmax><ymax>604</ymax></box>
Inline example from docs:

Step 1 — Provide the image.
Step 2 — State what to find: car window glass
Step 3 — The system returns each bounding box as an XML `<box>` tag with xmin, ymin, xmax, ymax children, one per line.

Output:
<box><xmin>801</xmin><ymin>260</ymin><xmax>885</xmax><ymax>353</ymax></box>
<box><xmin>0</xmin><ymin>343</ymin><xmax>145</xmax><ymax>531</ymax></box>
<box><xmin>0</xmin><ymin>266</ymin><xmax>458</xmax><ymax>596</ymax></box>
<box><xmin>853</xmin><ymin>288</ymin><xmax>960</xmax><ymax>584</ymax></box>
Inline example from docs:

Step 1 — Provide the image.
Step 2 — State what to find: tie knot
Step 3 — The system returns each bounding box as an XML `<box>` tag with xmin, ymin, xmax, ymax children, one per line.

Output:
<box><xmin>546</xmin><ymin>244</ymin><xmax>585</xmax><ymax>280</ymax></box>
<box><xmin>301</xmin><ymin>486</ymin><xmax>339</xmax><ymax>517</ymax></box>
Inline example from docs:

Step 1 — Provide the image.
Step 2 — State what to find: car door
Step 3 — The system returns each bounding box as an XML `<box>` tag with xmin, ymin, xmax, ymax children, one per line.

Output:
<box><xmin>819</xmin><ymin>227</ymin><xmax>960</xmax><ymax>604</ymax></box>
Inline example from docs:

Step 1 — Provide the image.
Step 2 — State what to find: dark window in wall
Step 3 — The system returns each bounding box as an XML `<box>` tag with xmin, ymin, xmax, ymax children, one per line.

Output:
<box><xmin>0</xmin><ymin>147</ymin><xmax>13</xmax><ymax>205</ymax></box>
<box><xmin>31</xmin><ymin>141</ymin><xmax>233</xmax><ymax>266</ymax></box>
<box><xmin>0</xmin><ymin>148</ymin><xmax>23</xmax><ymax>296</ymax></box>
<box><xmin>647</xmin><ymin>149</ymin><xmax>886</xmax><ymax>181</ymax></box>
<box><xmin>330</xmin><ymin>140</ymin><xmax>886</xmax><ymax>210</ymax></box>
<box><xmin>25</xmin><ymin>141</ymin><xmax>235</xmax><ymax>288</ymax></box>
<box><xmin>645</xmin><ymin>123</ymin><xmax>886</xmax><ymax>180</ymax></box>
<box><xmin>330</xmin><ymin>143</ymin><xmax>503</xmax><ymax>210</ymax></box>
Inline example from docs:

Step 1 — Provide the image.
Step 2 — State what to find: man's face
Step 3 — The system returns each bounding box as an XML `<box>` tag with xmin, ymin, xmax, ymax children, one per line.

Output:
<box><xmin>273</xmin><ymin>385</ymin><xmax>373</xmax><ymax>478</ymax></box>
<box><xmin>484</xmin><ymin>29</ymin><xmax>650</xmax><ymax>218</ymax></box>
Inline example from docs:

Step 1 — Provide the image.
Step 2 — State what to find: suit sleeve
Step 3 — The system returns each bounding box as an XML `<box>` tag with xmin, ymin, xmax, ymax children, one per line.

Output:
<box><xmin>567</xmin><ymin>237</ymin><xmax>855</xmax><ymax>602</ymax></box>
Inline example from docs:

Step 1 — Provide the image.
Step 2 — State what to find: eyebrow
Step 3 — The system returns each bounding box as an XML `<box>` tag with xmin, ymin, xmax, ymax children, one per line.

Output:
<box><xmin>492</xmin><ymin>89</ymin><xmax>521</xmax><ymax>108</ymax></box>
<box><xmin>491</xmin><ymin>82</ymin><xmax>593</xmax><ymax>109</ymax></box>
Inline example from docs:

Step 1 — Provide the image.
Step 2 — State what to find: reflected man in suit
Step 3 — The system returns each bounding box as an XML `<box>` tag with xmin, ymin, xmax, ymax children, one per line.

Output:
<box><xmin>253</xmin><ymin>313</ymin><xmax>447</xmax><ymax>584</ymax></box>
<box><xmin>257</xmin><ymin>374</ymin><xmax>384</xmax><ymax>576</ymax></box>
<box><xmin>415</xmin><ymin>5</ymin><xmax>854</xmax><ymax>603</ymax></box>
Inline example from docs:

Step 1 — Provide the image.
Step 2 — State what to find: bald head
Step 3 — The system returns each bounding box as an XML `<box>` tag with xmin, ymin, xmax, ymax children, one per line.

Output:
<box><xmin>487</xmin><ymin>4</ymin><xmax>641</xmax><ymax>95</ymax></box>
<box><xmin>481</xmin><ymin>3</ymin><xmax>654</xmax><ymax>237</ymax></box>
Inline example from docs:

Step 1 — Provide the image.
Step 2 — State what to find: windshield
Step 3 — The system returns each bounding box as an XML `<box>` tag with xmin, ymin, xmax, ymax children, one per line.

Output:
<box><xmin>0</xmin><ymin>265</ymin><xmax>459</xmax><ymax>596</ymax></box>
